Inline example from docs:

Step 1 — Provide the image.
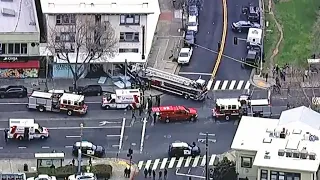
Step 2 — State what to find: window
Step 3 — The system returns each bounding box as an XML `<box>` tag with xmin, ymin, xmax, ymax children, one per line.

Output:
<box><xmin>119</xmin><ymin>48</ymin><xmax>139</xmax><ymax>53</ymax></box>
<box><xmin>1</xmin><ymin>44</ymin><xmax>6</xmax><ymax>54</ymax></box>
<box><xmin>260</xmin><ymin>170</ymin><xmax>268</xmax><ymax>180</ymax></box>
<box><xmin>55</xmin><ymin>32</ymin><xmax>75</xmax><ymax>42</ymax></box>
<box><xmin>8</xmin><ymin>43</ymin><xmax>14</xmax><ymax>54</ymax></box>
<box><xmin>56</xmin><ymin>14</ymin><xmax>76</xmax><ymax>25</ymax></box>
<box><xmin>14</xmin><ymin>43</ymin><xmax>20</xmax><ymax>54</ymax></box>
<box><xmin>270</xmin><ymin>171</ymin><xmax>301</xmax><ymax>180</ymax></box>
<box><xmin>21</xmin><ymin>43</ymin><xmax>27</xmax><ymax>54</ymax></box>
<box><xmin>119</xmin><ymin>32</ymin><xmax>139</xmax><ymax>42</ymax></box>
<box><xmin>240</xmin><ymin>157</ymin><xmax>252</xmax><ymax>168</ymax></box>
<box><xmin>120</xmin><ymin>14</ymin><xmax>140</xmax><ymax>25</ymax></box>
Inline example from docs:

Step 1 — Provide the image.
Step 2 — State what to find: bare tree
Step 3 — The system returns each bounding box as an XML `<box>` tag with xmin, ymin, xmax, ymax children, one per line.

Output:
<box><xmin>47</xmin><ymin>15</ymin><xmax>117</xmax><ymax>90</ymax></box>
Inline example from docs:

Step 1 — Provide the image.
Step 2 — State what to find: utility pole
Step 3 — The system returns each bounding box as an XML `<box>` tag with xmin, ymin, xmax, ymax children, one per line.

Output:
<box><xmin>78</xmin><ymin>123</ymin><xmax>84</xmax><ymax>174</ymax></box>
<box><xmin>198</xmin><ymin>132</ymin><xmax>216</xmax><ymax>180</ymax></box>
<box><xmin>45</xmin><ymin>53</ymin><xmax>49</xmax><ymax>92</ymax></box>
<box><xmin>124</xmin><ymin>59</ymin><xmax>127</xmax><ymax>89</ymax></box>
<box><xmin>141</xmin><ymin>26</ymin><xmax>145</xmax><ymax>60</ymax></box>
<box><xmin>205</xmin><ymin>133</ymin><xmax>209</xmax><ymax>180</ymax></box>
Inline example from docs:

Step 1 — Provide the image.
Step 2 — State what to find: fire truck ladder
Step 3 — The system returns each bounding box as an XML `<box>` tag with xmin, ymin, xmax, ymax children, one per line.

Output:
<box><xmin>145</xmin><ymin>67</ymin><xmax>197</xmax><ymax>86</ymax></box>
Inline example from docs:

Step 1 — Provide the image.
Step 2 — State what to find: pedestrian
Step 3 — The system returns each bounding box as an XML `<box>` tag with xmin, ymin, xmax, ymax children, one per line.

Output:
<box><xmin>132</xmin><ymin>109</ymin><xmax>136</xmax><ymax>119</ymax></box>
<box><xmin>265</xmin><ymin>73</ymin><xmax>268</xmax><ymax>82</ymax></box>
<box><xmin>157</xmin><ymin>96</ymin><xmax>161</xmax><ymax>107</ymax></box>
<box><xmin>128</xmin><ymin>168</ymin><xmax>131</xmax><ymax>178</ymax></box>
<box><xmin>287</xmin><ymin>102</ymin><xmax>290</xmax><ymax>109</ymax></box>
<box><xmin>148</xmin><ymin>167</ymin><xmax>152</xmax><ymax>177</ymax></box>
<box><xmin>159</xmin><ymin>171</ymin><xmax>162</xmax><ymax>179</ymax></box>
<box><xmin>152</xmin><ymin>170</ymin><xmax>156</xmax><ymax>180</ymax></box>
<box><xmin>139</xmin><ymin>106</ymin><xmax>143</xmax><ymax>116</ymax></box>
<box><xmin>164</xmin><ymin>169</ymin><xmax>167</xmax><ymax>179</ymax></box>
<box><xmin>153</xmin><ymin>113</ymin><xmax>157</xmax><ymax>123</ymax></box>
<box><xmin>4</xmin><ymin>129</ymin><xmax>8</xmax><ymax>143</ymax></box>
<box><xmin>275</xmin><ymin>64</ymin><xmax>279</xmax><ymax>74</ymax></box>
<box><xmin>124</xmin><ymin>168</ymin><xmax>128</xmax><ymax>177</ymax></box>
<box><xmin>72</xmin><ymin>158</ymin><xmax>75</xmax><ymax>166</ymax></box>
<box><xmin>148</xmin><ymin>109</ymin><xmax>152</xmax><ymax>118</ymax></box>
<box><xmin>144</xmin><ymin>168</ymin><xmax>148</xmax><ymax>178</ymax></box>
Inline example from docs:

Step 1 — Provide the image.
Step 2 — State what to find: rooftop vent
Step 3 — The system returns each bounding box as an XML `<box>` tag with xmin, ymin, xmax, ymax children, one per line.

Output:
<box><xmin>2</xmin><ymin>8</ymin><xmax>15</xmax><ymax>17</ymax></box>
<box><xmin>292</xmin><ymin>129</ymin><xmax>302</xmax><ymax>134</ymax></box>
<box><xmin>29</xmin><ymin>22</ymin><xmax>36</xmax><ymax>26</ymax></box>
<box><xmin>278</xmin><ymin>149</ymin><xmax>285</xmax><ymax>156</ymax></box>
<box><xmin>1</xmin><ymin>0</ymin><xmax>13</xmax><ymax>2</ymax></box>
<box><xmin>142</xmin><ymin>2</ymin><xmax>149</xmax><ymax>8</ymax></box>
<box><xmin>300</xmin><ymin>147</ymin><xmax>308</xmax><ymax>159</ymax></box>
<box><xmin>285</xmin><ymin>150</ymin><xmax>292</xmax><ymax>157</ymax></box>
<box><xmin>264</xmin><ymin>151</ymin><xmax>270</xmax><ymax>159</ymax></box>
<box><xmin>292</xmin><ymin>150</ymin><xmax>300</xmax><ymax>158</ymax></box>
<box><xmin>309</xmin><ymin>152</ymin><xmax>316</xmax><ymax>160</ymax></box>
<box><xmin>263</xmin><ymin>137</ymin><xmax>272</xmax><ymax>143</ymax></box>
<box><xmin>280</xmin><ymin>128</ymin><xmax>286</xmax><ymax>139</ymax></box>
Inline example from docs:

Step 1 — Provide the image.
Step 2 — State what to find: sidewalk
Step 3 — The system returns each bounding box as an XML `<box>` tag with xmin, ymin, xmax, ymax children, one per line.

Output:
<box><xmin>249</xmin><ymin>69</ymin><xmax>276</xmax><ymax>89</ymax></box>
<box><xmin>0</xmin><ymin>158</ymin><xmax>138</xmax><ymax>180</ymax></box>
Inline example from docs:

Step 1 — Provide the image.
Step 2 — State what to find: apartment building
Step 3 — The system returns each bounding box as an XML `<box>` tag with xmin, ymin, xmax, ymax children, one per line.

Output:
<box><xmin>0</xmin><ymin>0</ymin><xmax>40</xmax><ymax>78</ymax></box>
<box><xmin>39</xmin><ymin>0</ymin><xmax>160</xmax><ymax>78</ymax></box>
<box><xmin>231</xmin><ymin>106</ymin><xmax>320</xmax><ymax>180</ymax></box>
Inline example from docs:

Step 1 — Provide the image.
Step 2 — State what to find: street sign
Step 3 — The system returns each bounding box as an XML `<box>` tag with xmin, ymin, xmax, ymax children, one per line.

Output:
<box><xmin>197</xmin><ymin>138</ymin><xmax>216</xmax><ymax>143</ymax></box>
<box><xmin>199</xmin><ymin>132</ymin><xmax>215</xmax><ymax>136</ymax></box>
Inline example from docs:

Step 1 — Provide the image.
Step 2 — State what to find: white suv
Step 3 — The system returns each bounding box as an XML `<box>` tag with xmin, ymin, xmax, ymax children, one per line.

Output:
<box><xmin>178</xmin><ymin>47</ymin><xmax>193</xmax><ymax>65</ymax></box>
<box><xmin>187</xmin><ymin>15</ymin><xmax>198</xmax><ymax>33</ymax></box>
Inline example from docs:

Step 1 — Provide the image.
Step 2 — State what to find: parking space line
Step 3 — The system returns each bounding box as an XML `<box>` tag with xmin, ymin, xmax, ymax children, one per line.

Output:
<box><xmin>65</xmin><ymin>145</ymin><xmax>73</xmax><ymax>148</ymax></box>
<box><xmin>192</xmin><ymin>156</ymin><xmax>200</xmax><ymax>167</ymax></box>
<box><xmin>138</xmin><ymin>161</ymin><xmax>144</xmax><ymax>170</ymax></box>
<box><xmin>18</xmin><ymin>147</ymin><xmax>26</xmax><ymax>149</ymax></box>
<box><xmin>200</xmin><ymin>155</ymin><xmax>206</xmax><ymax>166</ymax></box>
<box><xmin>118</xmin><ymin>118</ymin><xmax>126</xmax><ymax>152</ymax></box>
<box><xmin>41</xmin><ymin>146</ymin><xmax>50</xmax><ymax>149</ymax></box>
<box><xmin>140</xmin><ymin>117</ymin><xmax>147</xmax><ymax>153</ymax></box>
<box><xmin>168</xmin><ymin>157</ymin><xmax>176</xmax><ymax>168</ymax></box>
<box><xmin>66</xmin><ymin>135</ymin><xmax>81</xmax><ymax>138</ymax></box>
<box><xmin>176</xmin><ymin>157</ymin><xmax>184</xmax><ymax>168</ymax></box>
<box><xmin>160</xmin><ymin>158</ymin><xmax>168</xmax><ymax>170</ymax></box>
<box><xmin>145</xmin><ymin>160</ymin><xmax>152</xmax><ymax>170</ymax></box>
<box><xmin>184</xmin><ymin>156</ymin><xmax>192</xmax><ymax>167</ymax></box>
<box><xmin>0</xmin><ymin>147</ymin><xmax>3</xmax><ymax>149</ymax></box>
<box><xmin>152</xmin><ymin>159</ymin><xmax>160</xmax><ymax>170</ymax></box>
<box><xmin>112</xmin><ymin>145</ymin><xmax>120</xmax><ymax>148</ymax></box>
<box><xmin>106</xmin><ymin>135</ymin><xmax>121</xmax><ymax>137</ymax></box>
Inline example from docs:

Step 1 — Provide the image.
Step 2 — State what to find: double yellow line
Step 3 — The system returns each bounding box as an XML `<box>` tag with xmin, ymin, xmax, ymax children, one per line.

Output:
<box><xmin>210</xmin><ymin>0</ymin><xmax>228</xmax><ymax>79</ymax></box>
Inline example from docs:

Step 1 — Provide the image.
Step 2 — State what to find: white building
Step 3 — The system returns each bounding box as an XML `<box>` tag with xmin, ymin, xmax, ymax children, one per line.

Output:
<box><xmin>0</xmin><ymin>0</ymin><xmax>40</xmax><ymax>78</ymax></box>
<box><xmin>231</xmin><ymin>106</ymin><xmax>320</xmax><ymax>180</ymax></box>
<box><xmin>39</xmin><ymin>0</ymin><xmax>160</xmax><ymax>78</ymax></box>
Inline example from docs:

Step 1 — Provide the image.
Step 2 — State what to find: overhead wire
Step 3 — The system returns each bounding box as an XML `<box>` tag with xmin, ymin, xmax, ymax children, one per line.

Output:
<box><xmin>13</xmin><ymin>0</ymin><xmax>23</xmax><ymax>32</ymax></box>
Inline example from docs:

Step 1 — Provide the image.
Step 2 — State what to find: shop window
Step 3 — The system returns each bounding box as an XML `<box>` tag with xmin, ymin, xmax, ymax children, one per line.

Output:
<box><xmin>119</xmin><ymin>48</ymin><xmax>139</xmax><ymax>53</ymax></box>
<box><xmin>241</xmin><ymin>157</ymin><xmax>252</xmax><ymax>168</ymax></box>
<box><xmin>279</xmin><ymin>172</ymin><xmax>285</xmax><ymax>180</ymax></box>
<box><xmin>119</xmin><ymin>32</ymin><xmax>139</xmax><ymax>42</ymax></box>
<box><xmin>1</xmin><ymin>44</ymin><xmax>6</xmax><ymax>54</ymax></box>
<box><xmin>21</xmin><ymin>43</ymin><xmax>27</xmax><ymax>54</ymax></box>
<box><xmin>231</xmin><ymin>105</ymin><xmax>237</xmax><ymax>109</ymax></box>
<box><xmin>56</xmin><ymin>32</ymin><xmax>75</xmax><ymax>42</ymax></box>
<box><xmin>14</xmin><ymin>43</ymin><xmax>20</xmax><ymax>54</ymax></box>
<box><xmin>270</xmin><ymin>171</ymin><xmax>277</xmax><ymax>180</ymax></box>
<box><xmin>8</xmin><ymin>43</ymin><xmax>14</xmax><ymax>54</ymax></box>
<box><xmin>120</xmin><ymin>14</ymin><xmax>140</xmax><ymax>25</ymax></box>
<box><xmin>56</xmin><ymin>14</ymin><xmax>76</xmax><ymax>25</ymax></box>
<box><xmin>260</xmin><ymin>170</ymin><xmax>268</xmax><ymax>180</ymax></box>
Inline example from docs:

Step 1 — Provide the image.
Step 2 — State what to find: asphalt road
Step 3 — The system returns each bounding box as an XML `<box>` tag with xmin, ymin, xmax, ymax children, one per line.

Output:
<box><xmin>179</xmin><ymin>0</ymin><xmax>223</xmax><ymax>81</ymax></box>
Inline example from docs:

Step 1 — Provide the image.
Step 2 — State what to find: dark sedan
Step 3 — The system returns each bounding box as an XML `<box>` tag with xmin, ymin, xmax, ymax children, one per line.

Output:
<box><xmin>0</xmin><ymin>85</ymin><xmax>27</xmax><ymax>98</ymax></box>
<box><xmin>72</xmin><ymin>141</ymin><xmax>105</xmax><ymax>158</ymax></box>
<box><xmin>231</xmin><ymin>21</ymin><xmax>260</xmax><ymax>33</ymax></box>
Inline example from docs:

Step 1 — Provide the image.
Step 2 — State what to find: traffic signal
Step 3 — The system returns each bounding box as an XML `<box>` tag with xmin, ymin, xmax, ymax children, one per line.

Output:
<box><xmin>234</xmin><ymin>37</ymin><xmax>238</xmax><ymax>45</ymax></box>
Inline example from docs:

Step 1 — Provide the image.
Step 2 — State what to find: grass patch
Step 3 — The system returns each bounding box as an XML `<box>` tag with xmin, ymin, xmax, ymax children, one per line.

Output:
<box><xmin>273</xmin><ymin>0</ymin><xmax>320</xmax><ymax>67</ymax></box>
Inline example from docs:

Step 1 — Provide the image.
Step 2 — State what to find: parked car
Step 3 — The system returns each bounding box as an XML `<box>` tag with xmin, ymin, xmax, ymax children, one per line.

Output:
<box><xmin>185</xmin><ymin>30</ymin><xmax>195</xmax><ymax>45</ymax></box>
<box><xmin>178</xmin><ymin>47</ymin><xmax>193</xmax><ymax>65</ymax></box>
<box><xmin>188</xmin><ymin>5</ymin><xmax>199</xmax><ymax>16</ymax></box>
<box><xmin>68</xmin><ymin>173</ymin><xmax>96</xmax><ymax>180</ymax></box>
<box><xmin>0</xmin><ymin>85</ymin><xmax>27</xmax><ymax>98</ymax></box>
<box><xmin>72</xmin><ymin>141</ymin><xmax>105</xmax><ymax>158</ymax></box>
<box><xmin>187</xmin><ymin>15</ymin><xmax>198</xmax><ymax>33</ymax></box>
<box><xmin>168</xmin><ymin>142</ymin><xmax>201</xmax><ymax>157</ymax></box>
<box><xmin>242</xmin><ymin>5</ymin><xmax>260</xmax><ymax>22</ymax></box>
<box><xmin>27</xmin><ymin>174</ymin><xmax>56</xmax><ymax>180</ymax></box>
<box><xmin>78</xmin><ymin>85</ymin><xmax>102</xmax><ymax>96</ymax></box>
<box><xmin>231</xmin><ymin>21</ymin><xmax>260</xmax><ymax>32</ymax></box>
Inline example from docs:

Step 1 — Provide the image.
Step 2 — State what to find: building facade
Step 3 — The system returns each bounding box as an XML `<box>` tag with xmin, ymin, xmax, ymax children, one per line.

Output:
<box><xmin>231</xmin><ymin>107</ymin><xmax>320</xmax><ymax>180</ymax></box>
<box><xmin>0</xmin><ymin>0</ymin><xmax>40</xmax><ymax>78</ymax></box>
<box><xmin>39</xmin><ymin>0</ymin><xmax>160</xmax><ymax>78</ymax></box>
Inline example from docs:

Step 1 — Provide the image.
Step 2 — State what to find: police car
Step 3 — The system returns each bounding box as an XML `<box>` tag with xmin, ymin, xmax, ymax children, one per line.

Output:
<box><xmin>168</xmin><ymin>142</ymin><xmax>201</xmax><ymax>157</ymax></box>
<box><xmin>72</xmin><ymin>141</ymin><xmax>105</xmax><ymax>158</ymax></box>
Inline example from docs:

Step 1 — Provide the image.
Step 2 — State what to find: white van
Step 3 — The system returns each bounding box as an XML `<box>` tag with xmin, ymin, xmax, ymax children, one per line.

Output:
<box><xmin>187</xmin><ymin>16</ymin><xmax>198</xmax><ymax>32</ymax></box>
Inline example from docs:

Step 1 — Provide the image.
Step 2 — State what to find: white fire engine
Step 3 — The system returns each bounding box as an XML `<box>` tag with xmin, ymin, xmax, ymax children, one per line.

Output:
<box><xmin>212</xmin><ymin>94</ymin><xmax>271</xmax><ymax>120</ymax></box>
<box><xmin>27</xmin><ymin>91</ymin><xmax>87</xmax><ymax>116</ymax></box>
<box><xmin>101</xmin><ymin>89</ymin><xmax>142</xmax><ymax>110</ymax></box>
<box><xmin>8</xmin><ymin>118</ymin><xmax>49</xmax><ymax>141</ymax></box>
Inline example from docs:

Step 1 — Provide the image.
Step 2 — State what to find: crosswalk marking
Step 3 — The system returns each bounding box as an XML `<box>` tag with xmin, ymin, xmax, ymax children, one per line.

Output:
<box><xmin>221</xmin><ymin>80</ymin><xmax>228</xmax><ymax>90</ymax></box>
<box><xmin>209</xmin><ymin>155</ymin><xmax>216</xmax><ymax>166</ymax></box>
<box><xmin>192</xmin><ymin>156</ymin><xmax>200</xmax><ymax>167</ymax></box>
<box><xmin>237</xmin><ymin>80</ymin><xmax>244</xmax><ymax>90</ymax></box>
<box><xmin>138</xmin><ymin>161</ymin><xmax>144</xmax><ymax>170</ymax></box>
<box><xmin>200</xmin><ymin>155</ymin><xmax>206</xmax><ymax>166</ymax></box>
<box><xmin>229</xmin><ymin>80</ymin><xmax>236</xmax><ymax>90</ymax></box>
<box><xmin>160</xmin><ymin>158</ymin><xmax>168</xmax><ymax>170</ymax></box>
<box><xmin>152</xmin><ymin>159</ymin><xmax>160</xmax><ymax>170</ymax></box>
<box><xmin>168</xmin><ymin>157</ymin><xmax>176</xmax><ymax>168</ymax></box>
<box><xmin>176</xmin><ymin>157</ymin><xmax>184</xmax><ymax>168</ymax></box>
<box><xmin>244</xmin><ymin>81</ymin><xmax>251</xmax><ymax>89</ymax></box>
<box><xmin>213</xmin><ymin>80</ymin><xmax>221</xmax><ymax>90</ymax></box>
<box><xmin>184</xmin><ymin>156</ymin><xmax>192</xmax><ymax>167</ymax></box>
<box><xmin>145</xmin><ymin>160</ymin><xmax>152</xmax><ymax>170</ymax></box>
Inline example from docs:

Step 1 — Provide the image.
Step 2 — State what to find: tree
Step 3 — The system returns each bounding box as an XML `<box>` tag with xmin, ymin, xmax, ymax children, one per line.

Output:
<box><xmin>312</xmin><ymin>11</ymin><xmax>320</xmax><ymax>56</ymax></box>
<box><xmin>212</xmin><ymin>157</ymin><xmax>237</xmax><ymax>180</ymax></box>
<box><xmin>47</xmin><ymin>15</ymin><xmax>117</xmax><ymax>90</ymax></box>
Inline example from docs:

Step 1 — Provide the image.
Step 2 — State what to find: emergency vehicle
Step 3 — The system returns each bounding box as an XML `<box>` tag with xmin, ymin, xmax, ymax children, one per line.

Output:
<box><xmin>101</xmin><ymin>89</ymin><xmax>142</xmax><ymax>110</ymax></box>
<box><xmin>127</xmin><ymin>65</ymin><xmax>208</xmax><ymax>101</ymax></box>
<box><xmin>27</xmin><ymin>91</ymin><xmax>87</xmax><ymax>116</ymax></box>
<box><xmin>212</xmin><ymin>94</ymin><xmax>271</xmax><ymax>120</ymax></box>
<box><xmin>8</xmin><ymin>118</ymin><xmax>49</xmax><ymax>141</ymax></box>
<box><xmin>152</xmin><ymin>106</ymin><xmax>198</xmax><ymax>123</ymax></box>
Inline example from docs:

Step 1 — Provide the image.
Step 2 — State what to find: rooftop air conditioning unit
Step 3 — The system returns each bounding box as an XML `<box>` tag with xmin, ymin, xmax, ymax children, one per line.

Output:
<box><xmin>2</xmin><ymin>8</ymin><xmax>15</xmax><ymax>17</ymax></box>
<box><xmin>1</xmin><ymin>0</ymin><xmax>13</xmax><ymax>2</ymax></box>
<box><xmin>264</xmin><ymin>151</ymin><xmax>270</xmax><ymax>159</ymax></box>
<box><xmin>293</xmin><ymin>150</ymin><xmax>300</xmax><ymax>158</ymax></box>
<box><xmin>300</xmin><ymin>148</ymin><xmax>308</xmax><ymax>159</ymax></box>
<box><xmin>278</xmin><ymin>149</ymin><xmax>285</xmax><ymax>156</ymax></box>
<box><xmin>309</xmin><ymin>152</ymin><xmax>316</xmax><ymax>160</ymax></box>
<box><xmin>285</xmin><ymin>150</ymin><xmax>292</xmax><ymax>157</ymax></box>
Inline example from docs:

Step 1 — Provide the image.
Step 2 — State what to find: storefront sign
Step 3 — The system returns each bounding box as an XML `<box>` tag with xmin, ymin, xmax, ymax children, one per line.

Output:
<box><xmin>0</xmin><ymin>56</ymin><xmax>42</xmax><ymax>62</ymax></box>
<box><xmin>2</xmin><ymin>57</ymin><xmax>18</xmax><ymax>61</ymax></box>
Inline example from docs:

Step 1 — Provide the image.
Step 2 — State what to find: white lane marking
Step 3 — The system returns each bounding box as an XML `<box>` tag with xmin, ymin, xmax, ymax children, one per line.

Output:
<box><xmin>192</xmin><ymin>156</ymin><xmax>200</xmax><ymax>167</ymax></box>
<box><xmin>18</xmin><ymin>147</ymin><xmax>26</xmax><ymax>149</ymax></box>
<box><xmin>213</xmin><ymin>80</ymin><xmax>221</xmax><ymax>90</ymax></box>
<box><xmin>65</xmin><ymin>135</ymin><xmax>81</xmax><ymax>138</ymax></box>
<box><xmin>152</xmin><ymin>159</ymin><xmax>160</xmax><ymax>170</ymax></box>
<box><xmin>140</xmin><ymin>117</ymin><xmax>147</xmax><ymax>153</ymax></box>
<box><xmin>65</xmin><ymin>146</ymin><xmax>73</xmax><ymax>148</ymax></box>
<box><xmin>229</xmin><ymin>80</ymin><xmax>236</xmax><ymax>90</ymax></box>
<box><xmin>176</xmin><ymin>157</ymin><xmax>184</xmax><ymax>168</ymax></box>
<box><xmin>41</xmin><ymin>146</ymin><xmax>50</xmax><ymax>149</ymax></box>
<box><xmin>237</xmin><ymin>80</ymin><xmax>244</xmax><ymax>90</ymax></box>
<box><xmin>0</xmin><ymin>147</ymin><xmax>3</xmax><ymax>149</ymax></box>
<box><xmin>184</xmin><ymin>156</ymin><xmax>192</xmax><ymax>167</ymax></box>
<box><xmin>206</xmin><ymin>79</ymin><xmax>214</xmax><ymax>90</ymax></box>
<box><xmin>112</xmin><ymin>145</ymin><xmax>120</xmax><ymax>148</ymax></box>
<box><xmin>106</xmin><ymin>135</ymin><xmax>121</xmax><ymax>137</ymax></box>
<box><xmin>145</xmin><ymin>160</ymin><xmax>152</xmax><ymax>170</ymax></box>
<box><xmin>168</xmin><ymin>157</ymin><xmax>176</xmax><ymax>168</ymax></box>
<box><xmin>209</xmin><ymin>154</ymin><xmax>216</xmax><ymax>166</ymax></box>
<box><xmin>138</xmin><ymin>161</ymin><xmax>144</xmax><ymax>170</ymax></box>
<box><xmin>244</xmin><ymin>81</ymin><xmax>251</xmax><ymax>89</ymax></box>
<box><xmin>178</xmin><ymin>72</ymin><xmax>212</xmax><ymax>76</ymax></box>
<box><xmin>160</xmin><ymin>158</ymin><xmax>168</xmax><ymax>170</ymax></box>
<box><xmin>118</xmin><ymin>118</ymin><xmax>126</xmax><ymax>152</ymax></box>
<box><xmin>200</xmin><ymin>155</ymin><xmax>206</xmax><ymax>166</ymax></box>
<box><xmin>221</xmin><ymin>80</ymin><xmax>229</xmax><ymax>90</ymax></box>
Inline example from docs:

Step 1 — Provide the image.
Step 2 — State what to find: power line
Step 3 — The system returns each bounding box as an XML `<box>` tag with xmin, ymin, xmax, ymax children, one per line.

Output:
<box><xmin>13</xmin><ymin>0</ymin><xmax>23</xmax><ymax>32</ymax></box>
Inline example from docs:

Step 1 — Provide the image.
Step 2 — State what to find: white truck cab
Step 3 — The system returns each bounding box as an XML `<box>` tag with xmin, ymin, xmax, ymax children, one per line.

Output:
<box><xmin>247</xmin><ymin>28</ymin><xmax>262</xmax><ymax>48</ymax></box>
<box><xmin>101</xmin><ymin>89</ymin><xmax>142</xmax><ymax>110</ymax></box>
<box><xmin>8</xmin><ymin>118</ymin><xmax>49</xmax><ymax>140</ymax></box>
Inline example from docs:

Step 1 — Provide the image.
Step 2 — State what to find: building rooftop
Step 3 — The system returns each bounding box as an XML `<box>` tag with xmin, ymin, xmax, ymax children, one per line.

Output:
<box><xmin>39</xmin><ymin>0</ymin><xmax>160</xmax><ymax>14</ymax></box>
<box><xmin>0</xmin><ymin>0</ymin><xmax>39</xmax><ymax>33</ymax></box>
<box><xmin>231</xmin><ymin>106</ymin><xmax>320</xmax><ymax>172</ymax></box>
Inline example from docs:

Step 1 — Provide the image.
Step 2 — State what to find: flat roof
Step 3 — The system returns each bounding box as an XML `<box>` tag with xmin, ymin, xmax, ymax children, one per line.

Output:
<box><xmin>0</xmin><ymin>0</ymin><xmax>39</xmax><ymax>33</ymax></box>
<box><xmin>31</xmin><ymin>91</ymin><xmax>53</xmax><ymax>99</ymax></box>
<box><xmin>40</xmin><ymin>0</ymin><xmax>159</xmax><ymax>14</ymax></box>
<box><xmin>60</xmin><ymin>93</ymin><xmax>84</xmax><ymax>102</ymax></box>
<box><xmin>231</xmin><ymin>107</ymin><xmax>320</xmax><ymax>172</ymax></box>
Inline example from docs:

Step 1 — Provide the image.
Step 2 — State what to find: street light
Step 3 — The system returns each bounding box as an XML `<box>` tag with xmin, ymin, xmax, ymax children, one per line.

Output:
<box><xmin>78</xmin><ymin>123</ymin><xmax>84</xmax><ymax>174</ymax></box>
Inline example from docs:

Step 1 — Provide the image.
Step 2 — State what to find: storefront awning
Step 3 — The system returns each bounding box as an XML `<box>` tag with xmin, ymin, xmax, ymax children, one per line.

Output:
<box><xmin>0</xmin><ymin>60</ymin><xmax>40</xmax><ymax>69</ymax></box>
